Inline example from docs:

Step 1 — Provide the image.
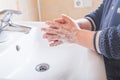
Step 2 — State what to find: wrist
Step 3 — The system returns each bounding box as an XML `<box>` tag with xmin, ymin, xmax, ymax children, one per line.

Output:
<box><xmin>75</xmin><ymin>29</ymin><xmax>95</xmax><ymax>50</ymax></box>
<box><xmin>75</xmin><ymin>18</ymin><xmax>92</xmax><ymax>30</ymax></box>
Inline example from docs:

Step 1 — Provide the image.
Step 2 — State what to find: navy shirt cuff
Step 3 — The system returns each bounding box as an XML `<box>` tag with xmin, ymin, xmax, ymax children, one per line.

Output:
<box><xmin>94</xmin><ymin>31</ymin><xmax>102</xmax><ymax>54</ymax></box>
<box><xmin>85</xmin><ymin>17</ymin><xmax>97</xmax><ymax>31</ymax></box>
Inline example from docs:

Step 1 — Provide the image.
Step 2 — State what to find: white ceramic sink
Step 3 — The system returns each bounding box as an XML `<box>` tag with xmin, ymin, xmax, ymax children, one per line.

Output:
<box><xmin>0</xmin><ymin>22</ymin><xmax>106</xmax><ymax>80</ymax></box>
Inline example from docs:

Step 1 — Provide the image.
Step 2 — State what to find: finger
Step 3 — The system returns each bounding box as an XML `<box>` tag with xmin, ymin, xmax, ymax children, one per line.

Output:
<box><xmin>45</xmin><ymin>21</ymin><xmax>54</xmax><ymax>25</ymax></box>
<box><xmin>46</xmin><ymin>21</ymin><xmax>58</xmax><ymax>26</ymax></box>
<box><xmin>61</xmin><ymin>14</ymin><xmax>73</xmax><ymax>23</ymax></box>
<box><xmin>49</xmin><ymin>25</ymin><xmax>59</xmax><ymax>29</ymax></box>
<box><xmin>50</xmin><ymin>40</ymin><xmax>63</xmax><ymax>47</ymax></box>
<box><xmin>41</xmin><ymin>28</ymin><xmax>58</xmax><ymax>34</ymax></box>
<box><xmin>43</xmin><ymin>33</ymin><xmax>61</xmax><ymax>40</ymax></box>
<box><xmin>54</xmin><ymin>18</ymin><xmax>65</xmax><ymax>24</ymax></box>
<box><xmin>46</xmin><ymin>21</ymin><xmax>60</xmax><ymax>29</ymax></box>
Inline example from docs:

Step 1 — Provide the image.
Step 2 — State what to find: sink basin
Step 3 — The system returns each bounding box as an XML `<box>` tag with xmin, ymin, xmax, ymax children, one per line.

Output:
<box><xmin>0</xmin><ymin>22</ymin><xmax>106</xmax><ymax>80</ymax></box>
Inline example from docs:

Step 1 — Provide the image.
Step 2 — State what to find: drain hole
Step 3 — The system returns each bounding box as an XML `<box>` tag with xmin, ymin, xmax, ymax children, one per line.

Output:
<box><xmin>16</xmin><ymin>45</ymin><xmax>20</xmax><ymax>51</ymax></box>
<box><xmin>35</xmin><ymin>63</ymin><xmax>50</xmax><ymax>72</ymax></box>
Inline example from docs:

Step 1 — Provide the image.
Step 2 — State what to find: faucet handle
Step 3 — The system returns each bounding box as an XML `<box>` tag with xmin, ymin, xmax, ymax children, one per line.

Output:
<box><xmin>0</xmin><ymin>9</ymin><xmax>22</xmax><ymax>22</ymax></box>
<box><xmin>0</xmin><ymin>9</ymin><xmax>22</xmax><ymax>15</ymax></box>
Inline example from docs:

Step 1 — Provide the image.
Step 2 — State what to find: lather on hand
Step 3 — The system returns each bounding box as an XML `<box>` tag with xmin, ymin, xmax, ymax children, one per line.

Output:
<box><xmin>41</xmin><ymin>14</ymin><xmax>80</xmax><ymax>47</ymax></box>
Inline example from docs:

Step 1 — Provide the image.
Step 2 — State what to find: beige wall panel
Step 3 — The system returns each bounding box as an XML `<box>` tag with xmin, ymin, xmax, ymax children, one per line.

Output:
<box><xmin>18</xmin><ymin>0</ymin><xmax>39</xmax><ymax>21</ymax></box>
<box><xmin>40</xmin><ymin>0</ymin><xmax>102</xmax><ymax>21</ymax></box>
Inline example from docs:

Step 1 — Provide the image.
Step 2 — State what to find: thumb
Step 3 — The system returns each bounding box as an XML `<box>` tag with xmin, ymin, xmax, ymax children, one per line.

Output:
<box><xmin>61</xmin><ymin>14</ymin><xmax>73</xmax><ymax>23</ymax></box>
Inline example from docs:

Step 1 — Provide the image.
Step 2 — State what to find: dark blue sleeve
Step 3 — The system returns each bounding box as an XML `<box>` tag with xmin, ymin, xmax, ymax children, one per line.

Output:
<box><xmin>99</xmin><ymin>25</ymin><xmax>120</xmax><ymax>59</ymax></box>
<box><xmin>85</xmin><ymin>0</ymin><xmax>105</xmax><ymax>31</ymax></box>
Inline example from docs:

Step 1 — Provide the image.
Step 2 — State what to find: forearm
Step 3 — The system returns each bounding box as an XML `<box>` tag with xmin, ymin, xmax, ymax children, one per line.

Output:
<box><xmin>75</xmin><ymin>18</ymin><xmax>92</xmax><ymax>31</ymax></box>
<box><xmin>75</xmin><ymin>29</ymin><xmax>95</xmax><ymax>51</ymax></box>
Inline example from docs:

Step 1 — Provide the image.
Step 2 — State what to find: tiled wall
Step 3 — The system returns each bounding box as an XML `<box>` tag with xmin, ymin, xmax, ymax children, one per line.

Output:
<box><xmin>0</xmin><ymin>0</ymin><xmax>39</xmax><ymax>21</ymax></box>
<box><xmin>40</xmin><ymin>0</ymin><xmax>102</xmax><ymax>21</ymax></box>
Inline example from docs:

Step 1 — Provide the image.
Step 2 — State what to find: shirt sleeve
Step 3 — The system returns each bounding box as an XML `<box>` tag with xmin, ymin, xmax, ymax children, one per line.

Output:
<box><xmin>95</xmin><ymin>25</ymin><xmax>120</xmax><ymax>59</ymax></box>
<box><xmin>85</xmin><ymin>0</ymin><xmax>105</xmax><ymax>31</ymax></box>
<box><xmin>84</xmin><ymin>0</ymin><xmax>120</xmax><ymax>59</ymax></box>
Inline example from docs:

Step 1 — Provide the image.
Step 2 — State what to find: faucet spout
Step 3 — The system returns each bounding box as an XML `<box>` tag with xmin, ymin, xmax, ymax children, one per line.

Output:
<box><xmin>2</xmin><ymin>23</ymin><xmax>31</xmax><ymax>34</ymax></box>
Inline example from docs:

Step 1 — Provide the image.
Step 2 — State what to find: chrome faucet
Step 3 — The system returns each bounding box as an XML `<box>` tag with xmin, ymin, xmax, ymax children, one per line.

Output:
<box><xmin>0</xmin><ymin>9</ymin><xmax>31</xmax><ymax>34</ymax></box>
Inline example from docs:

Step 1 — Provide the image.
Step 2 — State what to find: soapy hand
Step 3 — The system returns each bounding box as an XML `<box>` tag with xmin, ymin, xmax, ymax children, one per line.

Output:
<box><xmin>41</xmin><ymin>14</ymin><xmax>80</xmax><ymax>47</ymax></box>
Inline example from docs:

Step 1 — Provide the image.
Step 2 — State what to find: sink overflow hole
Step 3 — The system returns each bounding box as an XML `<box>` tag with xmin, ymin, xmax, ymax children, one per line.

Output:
<box><xmin>16</xmin><ymin>45</ymin><xmax>20</xmax><ymax>51</ymax></box>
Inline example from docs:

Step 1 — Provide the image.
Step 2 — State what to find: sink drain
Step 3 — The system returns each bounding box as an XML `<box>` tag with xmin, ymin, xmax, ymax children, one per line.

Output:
<box><xmin>35</xmin><ymin>63</ymin><xmax>50</xmax><ymax>72</ymax></box>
